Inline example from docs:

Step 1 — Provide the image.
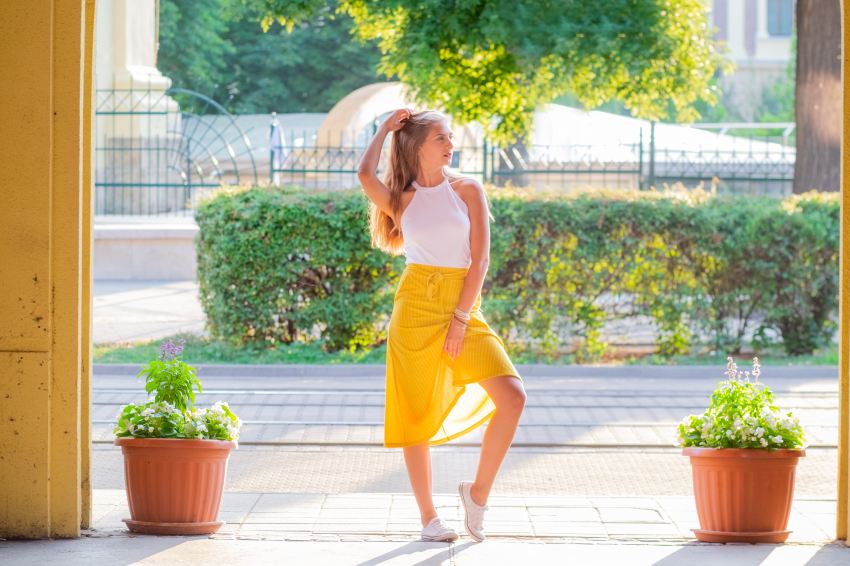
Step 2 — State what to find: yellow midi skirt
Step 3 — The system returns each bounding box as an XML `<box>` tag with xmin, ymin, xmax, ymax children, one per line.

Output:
<box><xmin>384</xmin><ymin>262</ymin><xmax>523</xmax><ymax>448</ymax></box>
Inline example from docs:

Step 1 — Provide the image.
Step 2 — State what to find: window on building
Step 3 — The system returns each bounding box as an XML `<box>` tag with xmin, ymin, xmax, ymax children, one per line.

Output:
<box><xmin>767</xmin><ymin>0</ymin><xmax>794</xmax><ymax>36</ymax></box>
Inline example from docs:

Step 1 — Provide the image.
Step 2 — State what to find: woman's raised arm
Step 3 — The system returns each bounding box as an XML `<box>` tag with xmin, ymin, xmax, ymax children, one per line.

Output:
<box><xmin>357</xmin><ymin>108</ymin><xmax>411</xmax><ymax>215</ymax></box>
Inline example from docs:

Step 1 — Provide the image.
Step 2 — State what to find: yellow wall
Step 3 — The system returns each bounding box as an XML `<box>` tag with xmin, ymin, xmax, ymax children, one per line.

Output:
<box><xmin>82</xmin><ymin>0</ymin><xmax>96</xmax><ymax>530</ymax></box>
<box><xmin>840</xmin><ymin>0</ymin><xmax>850</xmax><ymax>544</ymax></box>
<box><xmin>0</xmin><ymin>1</ymin><xmax>93</xmax><ymax>538</ymax></box>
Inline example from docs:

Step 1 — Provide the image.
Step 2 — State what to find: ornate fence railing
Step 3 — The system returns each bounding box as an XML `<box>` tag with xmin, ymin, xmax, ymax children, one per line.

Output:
<box><xmin>95</xmin><ymin>87</ymin><xmax>257</xmax><ymax>216</ymax></box>
<box><xmin>95</xmin><ymin>86</ymin><xmax>796</xmax><ymax>216</ymax></box>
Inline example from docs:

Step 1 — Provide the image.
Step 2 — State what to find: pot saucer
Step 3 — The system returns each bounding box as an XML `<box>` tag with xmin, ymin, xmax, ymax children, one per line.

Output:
<box><xmin>692</xmin><ymin>528</ymin><xmax>792</xmax><ymax>543</ymax></box>
<box><xmin>123</xmin><ymin>518</ymin><xmax>225</xmax><ymax>535</ymax></box>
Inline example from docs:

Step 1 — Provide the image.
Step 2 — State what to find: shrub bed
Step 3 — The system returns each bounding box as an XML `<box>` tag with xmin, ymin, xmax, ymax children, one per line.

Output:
<box><xmin>194</xmin><ymin>185</ymin><xmax>837</xmax><ymax>360</ymax></box>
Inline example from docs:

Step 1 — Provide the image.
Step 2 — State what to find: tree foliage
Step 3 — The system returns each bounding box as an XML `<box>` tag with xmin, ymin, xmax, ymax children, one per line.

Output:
<box><xmin>158</xmin><ymin>0</ymin><xmax>236</xmax><ymax>97</ymax></box>
<box><xmin>158</xmin><ymin>0</ymin><xmax>383</xmax><ymax>113</ymax></box>
<box><xmin>240</xmin><ymin>0</ymin><xmax>729</xmax><ymax>144</ymax></box>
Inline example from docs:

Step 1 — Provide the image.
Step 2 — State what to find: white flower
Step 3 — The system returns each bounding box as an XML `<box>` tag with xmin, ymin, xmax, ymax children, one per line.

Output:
<box><xmin>760</xmin><ymin>437</ymin><xmax>768</xmax><ymax>447</ymax></box>
<box><xmin>754</xmin><ymin>427</ymin><xmax>765</xmax><ymax>438</ymax></box>
<box><xmin>197</xmin><ymin>423</ymin><xmax>208</xmax><ymax>433</ymax></box>
<box><xmin>771</xmin><ymin>435</ymin><xmax>783</xmax><ymax>444</ymax></box>
<box><xmin>725</xmin><ymin>357</ymin><xmax>738</xmax><ymax>380</ymax></box>
<box><xmin>725</xmin><ymin>429</ymin><xmax>733</xmax><ymax>438</ymax></box>
<box><xmin>160</xmin><ymin>401</ymin><xmax>178</xmax><ymax>414</ymax></box>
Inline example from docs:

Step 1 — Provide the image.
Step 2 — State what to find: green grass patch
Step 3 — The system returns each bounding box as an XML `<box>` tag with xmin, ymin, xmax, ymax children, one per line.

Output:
<box><xmin>622</xmin><ymin>347</ymin><xmax>838</xmax><ymax>367</ymax></box>
<box><xmin>93</xmin><ymin>332</ymin><xmax>837</xmax><ymax>367</ymax></box>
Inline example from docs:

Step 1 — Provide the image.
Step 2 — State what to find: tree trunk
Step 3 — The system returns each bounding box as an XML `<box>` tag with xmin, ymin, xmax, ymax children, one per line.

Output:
<box><xmin>793</xmin><ymin>0</ymin><xmax>841</xmax><ymax>193</ymax></box>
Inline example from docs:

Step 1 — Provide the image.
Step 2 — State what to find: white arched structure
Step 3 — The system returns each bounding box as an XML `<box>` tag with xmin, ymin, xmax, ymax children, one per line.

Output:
<box><xmin>317</xmin><ymin>81</ymin><xmax>483</xmax><ymax>148</ymax></box>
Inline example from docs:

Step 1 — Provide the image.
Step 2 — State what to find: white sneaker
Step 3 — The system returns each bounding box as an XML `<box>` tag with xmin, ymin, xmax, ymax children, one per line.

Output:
<box><xmin>420</xmin><ymin>516</ymin><xmax>458</xmax><ymax>542</ymax></box>
<box><xmin>458</xmin><ymin>481</ymin><xmax>488</xmax><ymax>541</ymax></box>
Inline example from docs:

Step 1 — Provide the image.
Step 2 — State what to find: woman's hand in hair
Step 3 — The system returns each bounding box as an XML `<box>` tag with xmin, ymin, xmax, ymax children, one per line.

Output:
<box><xmin>382</xmin><ymin>108</ymin><xmax>412</xmax><ymax>133</ymax></box>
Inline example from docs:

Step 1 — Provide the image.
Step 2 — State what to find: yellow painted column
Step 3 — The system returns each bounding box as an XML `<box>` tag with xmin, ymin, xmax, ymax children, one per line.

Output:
<box><xmin>81</xmin><ymin>0</ymin><xmax>96</xmax><ymax>530</ymax></box>
<box><xmin>0</xmin><ymin>0</ymin><xmax>93</xmax><ymax>538</ymax></box>
<box><xmin>841</xmin><ymin>0</ymin><xmax>850</xmax><ymax>545</ymax></box>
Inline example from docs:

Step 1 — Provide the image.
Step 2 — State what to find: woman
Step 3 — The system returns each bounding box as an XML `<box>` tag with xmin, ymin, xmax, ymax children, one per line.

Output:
<box><xmin>357</xmin><ymin>108</ymin><xmax>527</xmax><ymax>543</ymax></box>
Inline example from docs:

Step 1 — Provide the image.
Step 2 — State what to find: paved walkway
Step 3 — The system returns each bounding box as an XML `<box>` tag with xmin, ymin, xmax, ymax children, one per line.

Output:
<box><xmin>88</xmin><ymin>489</ymin><xmax>835</xmax><ymax>544</ymax></box>
<box><xmin>52</xmin><ymin>364</ymin><xmax>844</xmax><ymax>564</ymax></box>
<box><xmin>1</xmin><ymin>488</ymin><xmax>844</xmax><ymax>565</ymax></box>
<box><xmin>3</xmin><ymin>536</ymin><xmax>849</xmax><ymax>565</ymax></box>
<box><xmin>93</xmin><ymin>280</ymin><xmax>206</xmax><ymax>344</ymax></box>
<box><xmin>44</xmin><ymin>298</ymin><xmax>850</xmax><ymax>565</ymax></box>
<box><xmin>90</xmin><ymin>445</ymin><xmax>839</xmax><ymax>499</ymax></box>
<box><xmin>91</xmin><ymin>366</ymin><xmax>840</xmax><ymax>449</ymax></box>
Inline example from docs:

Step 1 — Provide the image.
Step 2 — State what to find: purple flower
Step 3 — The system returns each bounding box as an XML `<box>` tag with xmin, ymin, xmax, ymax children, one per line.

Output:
<box><xmin>159</xmin><ymin>337</ymin><xmax>186</xmax><ymax>361</ymax></box>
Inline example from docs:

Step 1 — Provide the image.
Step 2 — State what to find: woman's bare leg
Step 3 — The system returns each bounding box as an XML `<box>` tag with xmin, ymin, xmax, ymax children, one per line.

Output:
<box><xmin>469</xmin><ymin>376</ymin><xmax>527</xmax><ymax>506</ymax></box>
<box><xmin>402</xmin><ymin>441</ymin><xmax>438</xmax><ymax>527</ymax></box>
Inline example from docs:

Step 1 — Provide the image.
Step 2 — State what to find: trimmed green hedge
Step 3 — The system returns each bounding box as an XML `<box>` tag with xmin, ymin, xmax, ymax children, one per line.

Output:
<box><xmin>194</xmin><ymin>185</ymin><xmax>838</xmax><ymax>360</ymax></box>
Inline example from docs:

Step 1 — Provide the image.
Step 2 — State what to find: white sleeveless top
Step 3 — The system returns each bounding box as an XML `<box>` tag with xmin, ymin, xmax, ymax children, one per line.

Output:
<box><xmin>400</xmin><ymin>176</ymin><xmax>471</xmax><ymax>268</ymax></box>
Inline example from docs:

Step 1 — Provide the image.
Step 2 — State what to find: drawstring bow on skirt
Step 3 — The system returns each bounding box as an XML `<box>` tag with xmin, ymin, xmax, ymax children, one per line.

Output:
<box><xmin>425</xmin><ymin>271</ymin><xmax>444</xmax><ymax>302</ymax></box>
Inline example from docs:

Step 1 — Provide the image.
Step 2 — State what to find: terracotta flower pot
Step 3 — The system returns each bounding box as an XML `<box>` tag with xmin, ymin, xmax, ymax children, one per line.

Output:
<box><xmin>682</xmin><ymin>447</ymin><xmax>805</xmax><ymax>543</ymax></box>
<box><xmin>115</xmin><ymin>437</ymin><xmax>237</xmax><ymax>535</ymax></box>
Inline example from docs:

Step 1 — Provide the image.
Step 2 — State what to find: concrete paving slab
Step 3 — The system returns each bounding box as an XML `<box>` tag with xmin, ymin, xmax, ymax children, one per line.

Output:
<box><xmin>92</xmin><ymin>446</ymin><xmax>839</xmax><ymax>498</ymax></box>
<box><xmin>2</xmin><ymin>537</ymin><xmax>849</xmax><ymax>565</ymax></box>
<box><xmin>86</xmin><ymin>489</ymin><xmax>837</xmax><ymax>545</ymax></box>
<box><xmin>93</xmin><ymin>280</ymin><xmax>206</xmax><ymax>344</ymax></box>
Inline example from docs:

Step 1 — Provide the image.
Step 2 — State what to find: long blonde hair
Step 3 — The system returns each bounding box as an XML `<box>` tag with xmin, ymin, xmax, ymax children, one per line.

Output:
<box><xmin>368</xmin><ymin>110</ymin><xmax>455</xmax><ymax>254</ymax></box>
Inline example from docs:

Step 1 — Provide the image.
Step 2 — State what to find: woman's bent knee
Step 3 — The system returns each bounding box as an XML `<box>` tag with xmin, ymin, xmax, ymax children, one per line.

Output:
<box><xmin>502</xmin><ymin>378</ymin><xmax>527</xmax><ymax>413</ymax></box>
<box><xmin>509</xmin><ymin>389</ymin><xmax>527</xmax><ymax>413</ymax></box>
<box><xmin>482</xmin><ymin>374</ymin><xmax>527</xmax><ymax>413</ymax></box>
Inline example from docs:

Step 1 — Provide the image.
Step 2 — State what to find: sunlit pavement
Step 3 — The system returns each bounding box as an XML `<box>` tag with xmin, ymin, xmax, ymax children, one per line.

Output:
<box><xmin>64</xmin><ymin>286</ymin><xmax>850</xmax><ymax>564</ymax></box>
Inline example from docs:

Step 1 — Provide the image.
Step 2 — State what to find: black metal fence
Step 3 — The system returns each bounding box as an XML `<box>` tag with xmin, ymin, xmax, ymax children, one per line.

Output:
<box><xmin>96</xmin><ymin>86</ymin><xmax>796</xmax><ymax>216</ymax></box>
<box><xmin>95</xmin><ymin>87</ymin><xmax>257</xmax><ymax>216</ymax></box>
<box><xmin>268</xmin><ymin>133</ymin><xmax>794</xmax><ymax>196</ymax></box>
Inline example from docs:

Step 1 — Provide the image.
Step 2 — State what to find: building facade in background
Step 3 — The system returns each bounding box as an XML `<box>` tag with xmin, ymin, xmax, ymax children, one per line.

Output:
<box><xmin>708</xmin><ymin>0</ymin><xmax>795</xmax><ymax>120</ymax></box>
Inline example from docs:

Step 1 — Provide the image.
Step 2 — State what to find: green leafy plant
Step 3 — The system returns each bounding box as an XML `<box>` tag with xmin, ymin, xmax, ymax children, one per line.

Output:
<box><xmin>136</xmin><ymin>337</ymin><xmax>203</xmax><ymax>411</ymax></box>
<box><xmin>676</xmin><ymin>357</ymin><xmax>806</xmax><ymax>450</ymax></box>
<box><xmin>113</xmin><ymin>338</ymin><xmax>242</xmax><ymax>441</ymax></box>
<box><xmin>194</xmin><ymin>185</ymin><xmax>838</xmax><ymax>360</ymax></box>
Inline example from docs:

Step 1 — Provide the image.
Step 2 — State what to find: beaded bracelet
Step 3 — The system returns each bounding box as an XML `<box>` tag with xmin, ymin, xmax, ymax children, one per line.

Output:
<box><xmin>453</xmin><ymin>307</ymin><xmax>471</xmax><ymax>322</ymax></box>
